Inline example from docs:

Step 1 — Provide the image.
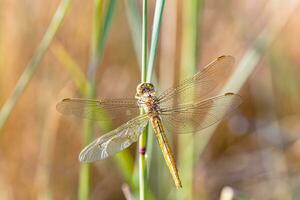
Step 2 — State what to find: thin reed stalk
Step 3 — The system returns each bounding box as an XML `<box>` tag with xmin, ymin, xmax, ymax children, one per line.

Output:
<box><xmin>138</xmin><ymin>0</ymin><xmax>165</xmax><ymax>199</ymax></box>
<box><xmin>146</xmin><ymin>0</ymin><xmax>165</xmax><ymax>82</ymax></box>
<box><xmin>51</xmin><ymin>41</ymin><xmax>90</xmax><ymax>94</ymax></box>
<box><xmin>138</xmin><ymin>1</ymin><xmax>148</xmax><ymax>199</ymax></box>
<box><xmin>177</xmin><ymin>0</ymin><xmax>202</xmax><ymax>199</ymax></box>
<box><xmin>51</xmin><ymin>40</ymin><xmax>137</xmax><ymax>192</ymax></box>
<box><xmin>0</xmin><ymin>0</ymin><xmax>71</xmax><ymax>131</ymax></box>
<box><xmin>124</xmin><ymin>0</ymin><xmax>158</xmax><ymax>83</ymax></box>
<box><xmin>124</xmin><ymin>0</ymin><xmax>142</xmax><ymax>65</ymax></box>
<box><xmin>78</xmin><ymin>1</ymin><xmax>117</xmax><ymax>199</ymax></box>
<box><xmin>155</xmin><ymin>0</ymin><xmax>178</xmax><ymax>197</ymax></box>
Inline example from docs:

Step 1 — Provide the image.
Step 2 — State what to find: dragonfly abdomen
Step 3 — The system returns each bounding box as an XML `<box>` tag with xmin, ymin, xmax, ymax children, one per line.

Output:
<box><xmin>150</xmin><ymin>116</ymin><xmax>182</xmax><ymax>188</ymax></box>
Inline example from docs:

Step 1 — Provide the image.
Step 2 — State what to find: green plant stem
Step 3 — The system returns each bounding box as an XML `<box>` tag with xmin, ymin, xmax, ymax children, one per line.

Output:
<box><xmin>0</xmin><ymin>0</ymin><xmax>71</xmax><ymax>131</ymax></box>
<box><xmin>78</xmin><ymin>1</ymin><xmax>103</xmax><ymax>199</ymax></box>
<box><xmin>124</xmin><ymin>0</ymin><xmax>142</xmax><ymax>65</ymax></box>
<box><xmin>178</xmin><ymin>0</ymin><xmax>202</xmax><ymax>199</ymax></box>
<box><xmin>138</xmin><ymin>0</ymin><xmax>165</xmax><ymax>199</ymax></box>
<box><xmin>51</xmin><ymin>41</ymin><xmax>89</xmax><ymax>94</ymax></box>
<box><xmin>146</xmin><ymin>0</ymin><xmax>165</xmax><ymax>82</ymax></box>
<box><xmin>141</xmin><ymin>1</ymin><xmax>148</xmax><ymax>82</ymax></box>
<box><xmin>124</xmin><ymin>0</ymin><xmax>159</xmax><ymax>196</ymax></box>
<box><xmin>78</xmin><ymin>1</ymin><xmax>117</xmax><ymax>199</ymax></box>
<box><xmin>51</xmin><ymin>40</ymin><xmax>137</xmax><ymax>193</ymax></box>
<box><xmin>138</xmin><ymin>1</ymin><xmax>148</xmax><ymax>199</ymax></box>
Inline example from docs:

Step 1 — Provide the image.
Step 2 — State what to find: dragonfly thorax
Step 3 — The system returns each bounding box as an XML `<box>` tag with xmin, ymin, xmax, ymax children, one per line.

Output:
<box><xmin>135</xmin><ymin>82</ymin><xmax>160</xmax><ymax>116</ymax></box>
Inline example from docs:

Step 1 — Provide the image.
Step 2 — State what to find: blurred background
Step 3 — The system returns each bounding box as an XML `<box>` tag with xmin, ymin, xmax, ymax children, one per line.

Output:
<box><xmin>1</xmin><ymin>0</ymin><xmax>300</xmax><ymax>199</ymax></box>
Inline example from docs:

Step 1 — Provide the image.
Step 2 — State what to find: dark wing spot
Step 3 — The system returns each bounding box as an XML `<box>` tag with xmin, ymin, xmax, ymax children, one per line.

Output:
<box><xmin>225</xmin><ymin>92</ymin><xmax>235</xmax><ymax>96</ymax></box>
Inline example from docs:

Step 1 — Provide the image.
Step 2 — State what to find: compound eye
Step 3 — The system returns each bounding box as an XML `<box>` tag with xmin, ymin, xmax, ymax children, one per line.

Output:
<box><xmin>147</xmin><ymin>83</ymin><xmax>153</xmax><ymax>89</ymax></box>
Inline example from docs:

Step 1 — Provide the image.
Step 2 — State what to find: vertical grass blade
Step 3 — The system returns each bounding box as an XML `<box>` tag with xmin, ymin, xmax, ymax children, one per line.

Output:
<box><xmin>146</xmin><ymin>0</ymin><xmax>165</xmax><ymax>82</ymax></box>
<box><xmin>124</xmin><ymin>0</ymin><xmax>158</xmax><ymax>83</ymax></box>
<box><xmin>0</xmin><ymin>0</ymin><xmax>71</xmax><ymax>131</ymax></box>
<box><xmin>125</xmin><ymin>1</ymin><xmax>156</xmax><ymax>197</ymax></box>
<box><xmin>78</xmin><ymin>1</ymin><xmax>117</xmax><ymax>199</ymax></box>
<box><xmin>138</xmin><ymin>0</ymin><xmax>166</xmax><ymax>199</ymax></box>
<box><xmin>138</xmin><ymin>1</ymin><xmax>148</xmax><ymax>199</ymax></box>
<box><xmin>78</xmin><ymin>2</ymin><xmax>103</xmax><ymax>199</ymax></box>
<box><xmin>141</xmin><ymin>1</ymin><xmax>148</xmax><ymax>83</ymax></box>
<box><xmin>51</xmin><ymin>41</ymin><xmax>89</xmax><ymax>94</ymax></box>
<box><xmin>51</xmin><ymin>40</ymin><xmax>137</xmax><ymax>193</ymax></box>
<box><xmin>155</xmin><ymin>0</ymin><xmax>178</xmax><ymax>197</ymax></box>
<box><xmin>124</xmin><ymin>0</ymin><xmax>142</xmax><ymax>65</ymax></box>
<box><xmin>178</xmin><ymin>0</ymin><xmax>202</xmax><ymax>199</ymax></box>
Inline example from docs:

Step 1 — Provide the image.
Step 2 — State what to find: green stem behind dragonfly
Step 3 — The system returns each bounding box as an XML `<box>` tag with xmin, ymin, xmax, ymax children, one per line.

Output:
<box><xmin>138</xmin><ymin>0</ymin><xmax>165</xmax><ymax>199</ymax></box>
<box><xmin>79</xmin><ymin>1</ymin><xmax>117</xmax><ymax>199</ymax></box>
<box><xmin>178</xmin><ymin>0</ymin><xmax>202</xmax><ymax>199</ymax></box>
<box><xmin>138</xmin><ymin>1</ymin><xmax>148</xmax><ymax>199</ymax></box>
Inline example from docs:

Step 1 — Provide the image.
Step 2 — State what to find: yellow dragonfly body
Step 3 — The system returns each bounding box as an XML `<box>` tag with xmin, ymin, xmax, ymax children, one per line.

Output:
<box><xmin>56</xmin><ymin>55</ymin><xmax>242</xmax><ymax>188</ymax></box>
<box><xmin>150</xmin><ymin>116</ymin><xmax>181</xmax><ymax>188</ymax></box>
<box><xmin>135</xmin><ymin>82</ymin><xmax>182</xmax><ymax>188</ymax></box>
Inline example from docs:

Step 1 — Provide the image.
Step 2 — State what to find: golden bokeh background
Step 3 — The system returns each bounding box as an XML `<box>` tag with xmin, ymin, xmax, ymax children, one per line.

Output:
<box><xmin>1</xmin><ymin>0</ymin><xmax>300</xmax><ymax>199</ymax></box>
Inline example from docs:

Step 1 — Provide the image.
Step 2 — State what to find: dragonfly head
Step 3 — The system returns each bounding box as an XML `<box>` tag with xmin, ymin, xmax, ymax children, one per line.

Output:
<box><xmin>135</xmin><ymin>82</ymin><xmax>156</xmax><ymax>99</ymax></box>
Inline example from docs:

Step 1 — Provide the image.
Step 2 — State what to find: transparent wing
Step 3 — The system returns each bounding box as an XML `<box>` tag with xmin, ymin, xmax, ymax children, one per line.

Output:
<box><xmin>160</xmin><ymin>93</ymin><xmax>242</xmax><ymax>134</ymax></box>
<box><xmin>56</xmin><ymin>98</ymin><xmax>140</xmax><ymax>126</ymax></box>
<box><xmin>79</xmin><ymin>115</ymin><xmax>149</xmax><ymax>162</ymax></box>
<box><xmin>157</xmin><ymin>55</ymin><xmax>235</xmax><ymax>107</ymax></box>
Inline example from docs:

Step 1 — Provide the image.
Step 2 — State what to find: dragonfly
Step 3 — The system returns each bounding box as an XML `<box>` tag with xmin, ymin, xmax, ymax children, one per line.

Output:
<box><xmin>56</xmin><ymin>55</ymin><xmax>242</xmax><ymax>188</ymax></box>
